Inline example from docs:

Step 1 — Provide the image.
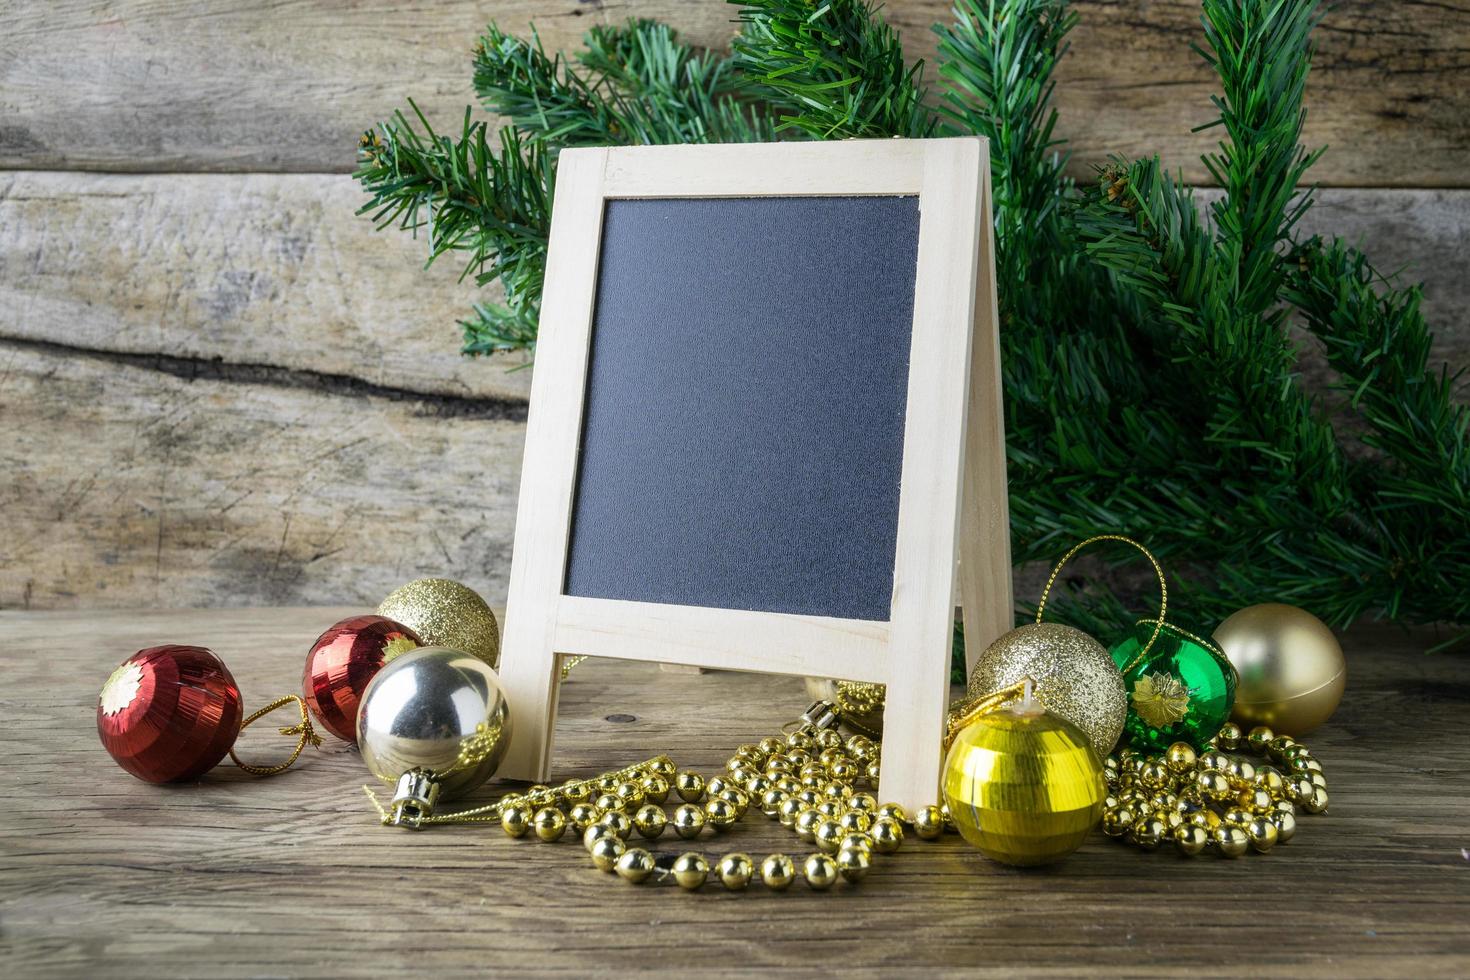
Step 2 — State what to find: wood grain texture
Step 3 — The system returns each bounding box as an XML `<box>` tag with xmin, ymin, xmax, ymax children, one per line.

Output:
<box><xmin>1</xmin><ymin>607</ymin><xmax>1466</xmax><ymax>977</ymax></box>
<box><xmin>1</xmin><ymin>171</ymin><xmax>1463</xmax><ymax>404</ymax></box>
<box><xmin>0</xmin><ymin>170</ymin><xmax>532</xmax><ymax>403</ymax></box>
<box><xmin>1</xmin><ymin>1</ymin><xmax>1466</xmax><ymax>186</ymax></box>
<box><xmin>0</xmin><ymin>343</ymin><xmax>524</xmax><ymax>610</ymax></box>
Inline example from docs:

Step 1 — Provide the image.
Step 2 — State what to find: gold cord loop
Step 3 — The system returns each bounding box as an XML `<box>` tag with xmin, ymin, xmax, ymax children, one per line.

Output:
<box><xmin>1134</xmin><ymin>618</ymin><xmax>1240</xmax><ymax>687</ymax></box>
<box><xmin>228</xmin><ymin>694</ymin><xmax>323</xmax><ymax>776</ymax></box>
<box><xmin>942</xmin><ymin>679</ymin><xmax>1031</xmax><ymax>753</ymax></box>
<box><xmin>1036</xmin><ymin>534</ymin><xmax>1167</xmax><ymax>673</ymax></box>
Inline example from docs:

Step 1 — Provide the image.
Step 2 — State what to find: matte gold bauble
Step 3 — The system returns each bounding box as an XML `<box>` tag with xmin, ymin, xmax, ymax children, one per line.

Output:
<box><xmin>943</xmin><ymin>700</ymin><xmax>1106</xmax><ymax>866</ymax></box>
<box><xmin>1212</xmin><ymin>604</ymin><xmax>1345</xmax><ymax>736</ymax></box>
<box><xmin>967</xmin><ymin>622</ymin><xmax>1127</xmax><ymax>755</ymax></box>
<box><xmin>378</xmin><ymin>577</ymin><xmax>500</xmax><ymax>669</ymax></box>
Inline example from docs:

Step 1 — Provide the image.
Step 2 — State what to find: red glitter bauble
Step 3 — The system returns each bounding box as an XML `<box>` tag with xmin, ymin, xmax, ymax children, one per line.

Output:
<box><xmin>302</xmin><ymin>615</ymin><xmax>422</xmax><ymax>742</ymax></box>
<box><xmin>97</xmin><ymin>645</ymin><xmax>243</xmax><ymax>783</ymax></box>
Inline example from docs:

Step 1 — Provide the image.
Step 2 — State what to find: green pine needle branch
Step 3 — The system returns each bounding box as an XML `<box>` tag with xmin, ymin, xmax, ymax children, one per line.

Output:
<box><xmin>357</xmin><ymin>0</ymin><xmax>1470</xmax><ymax>649</ymax></box>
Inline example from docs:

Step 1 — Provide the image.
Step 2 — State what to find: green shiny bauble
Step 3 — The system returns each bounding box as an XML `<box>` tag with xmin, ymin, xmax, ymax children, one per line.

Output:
<box><xmin>942</xmin><ymin>702</ymin><xmax>1106</xmax><ymax>867</ymax></box>
<box><xmin>967</xmin><ymin>623</ymin><xmax>1128</xmax><ymax>756</ymax></box>
<box><xmin>1110</xmin><ymin>620</ymin><xmax>1237</xmax><ymax>753</ymax></box>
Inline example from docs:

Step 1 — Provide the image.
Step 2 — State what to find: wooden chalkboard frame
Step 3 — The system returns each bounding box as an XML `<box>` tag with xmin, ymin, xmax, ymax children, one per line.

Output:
<box><xmin>498</xmin><ymin>138</ymin><xmax>1011</xmax><ymax>811</ymax></box>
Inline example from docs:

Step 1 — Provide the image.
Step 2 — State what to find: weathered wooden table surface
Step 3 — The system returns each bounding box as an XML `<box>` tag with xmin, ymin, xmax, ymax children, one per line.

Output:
<box><xmin>3</xmin><ymin>608</ymin><xmax>1467</xmax><ymax>977</ymax></box>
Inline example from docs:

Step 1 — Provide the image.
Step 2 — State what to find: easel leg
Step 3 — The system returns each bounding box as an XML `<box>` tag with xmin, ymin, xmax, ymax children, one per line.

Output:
<box><xmin>958</xmin><ymin>161</ymin><xmax>1015</xmax><ymax>677</ymax></box>
<box><xmin>497</xmin><ymin>634</ymin><xmax>563</xmax><ymax>783</ymax></box>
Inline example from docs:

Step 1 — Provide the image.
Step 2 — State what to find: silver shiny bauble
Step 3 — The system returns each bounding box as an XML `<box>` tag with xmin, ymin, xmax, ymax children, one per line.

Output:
<box><xmin>357</xmin><ymin>645</ymin><xmax>512</xmax><ymax>801</ymax></box>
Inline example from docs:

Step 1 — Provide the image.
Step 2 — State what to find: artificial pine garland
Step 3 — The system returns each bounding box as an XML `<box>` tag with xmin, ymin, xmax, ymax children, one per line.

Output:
<box><xmin>356</xmin><ymin>0</ymin><xmax>1469</xmax><ymax>645</ymax></box>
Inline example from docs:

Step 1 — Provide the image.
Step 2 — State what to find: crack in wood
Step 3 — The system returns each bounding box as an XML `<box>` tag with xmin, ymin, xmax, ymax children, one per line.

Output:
<box><xmin>0</xmin><ymin>334</ymin><xmax>530</xmax><ymax>421</ymax></box>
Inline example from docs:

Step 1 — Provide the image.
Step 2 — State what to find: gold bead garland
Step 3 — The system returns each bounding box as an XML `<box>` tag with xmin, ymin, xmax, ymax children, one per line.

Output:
<box><xmin>364</xmin><ymin>702</ymin><xmax>1334</xmax><ymax>878</ymax></box>
<box><xmin>366</xmin><ymin>701</ymin><xmax>946</xmax><ymax>891</ymax></box>
<box><xmin>1102</xmin><ymin>722</ymin><xmax>1328</xmax><ymax>857</ymax></box>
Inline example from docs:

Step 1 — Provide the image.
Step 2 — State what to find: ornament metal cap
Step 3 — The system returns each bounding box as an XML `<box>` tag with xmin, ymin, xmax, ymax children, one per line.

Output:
<box><xmin>389</xmin><ymin>769</ymin><xmax>441</xmax><ymax>828</ymax></box>
<box><xmin>794</xmin><ymin>700</ymin><xmax>841</xmax><ymax>733</ymax></box>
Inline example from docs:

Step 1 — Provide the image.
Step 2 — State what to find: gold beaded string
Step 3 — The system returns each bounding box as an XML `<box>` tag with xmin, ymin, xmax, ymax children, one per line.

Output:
<box><xmin>228</xmin><ymin>694</ymin><xmax>323</xmax><ymax>776</ymax></box>
<box><xmin>363</xmin><ymin>756</ymin><xmax>668</xmax><ymax>827</ymax></box>
<box><xmin>367</xmin><ymin>702</ymin><xmax>954</xmax><ymax>892</ymax></box>
<box><xmin>1101</xmin><ymin>722</ymin><xmax>1328</xmax><ymax>858</ymax></box>
<box><xmin>1036</xmin><ymin>534</ymin><xmax>1168</xmax><ymax>673</ymax></box>
<box><xmin>830</xmin><ymin>681</ymin><xmax>884</xmax><ymax>740</ymax></box>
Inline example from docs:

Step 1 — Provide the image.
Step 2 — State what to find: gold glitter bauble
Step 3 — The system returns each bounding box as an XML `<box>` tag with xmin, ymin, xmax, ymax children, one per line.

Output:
<box><xmin>377</xmin><ymin>578</ymin><xmax>500</xmax><ymax>669</ymax></box>
<box><xmin>966</xmin><ymin>622</ymin><xmax>1127</xmax><ymax>755</ymax></box>
<box><xmin>1213</xmin><ymin>603</ymin><xmax>1346</xmax><ymax>736</ymax></box>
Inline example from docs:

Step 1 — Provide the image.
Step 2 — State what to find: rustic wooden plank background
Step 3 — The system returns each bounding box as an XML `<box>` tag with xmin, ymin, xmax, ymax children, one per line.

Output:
<box><xmin>1</xmin><ymin>0</ymin><xmax>1468</xmax><ymax>610</ymax></box>
<box><xmin>2</xmin><ymin>608</ymin><xmax>1466</xmax><ymax>977</ymax></box>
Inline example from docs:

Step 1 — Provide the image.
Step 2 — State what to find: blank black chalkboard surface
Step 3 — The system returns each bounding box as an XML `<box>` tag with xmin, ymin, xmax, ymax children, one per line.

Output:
<box><xmin>499</xmin><ymin>139</ymin><xmax>1011</xmax><ymax>812</ymax></box>
<box><xmin>565</xmin><ymin>194</ymin><xmax>921</xmax><ymax>622</ymax></box>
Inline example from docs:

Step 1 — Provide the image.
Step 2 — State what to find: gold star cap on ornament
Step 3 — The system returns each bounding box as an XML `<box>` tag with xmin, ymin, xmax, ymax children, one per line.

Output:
<box><xmin>1130</xmin><ymin>671</ymin><xmax>1194</xmax><ymax>728</ymax></box>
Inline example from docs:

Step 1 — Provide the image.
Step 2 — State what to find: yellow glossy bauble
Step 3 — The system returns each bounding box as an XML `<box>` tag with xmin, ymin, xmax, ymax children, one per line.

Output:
<box><xmin>1273</xmin><ymin>810</ymin><xmax>1298</xmax><ymax>843</ymax></box>
<box><xmin>814</xmin><ymin>819</ymin><xmax>844</xmax><ymax>854</ymax></box>
<box><xmin>942</xmin><ymin>701</ymin><xmax>1106</xmax><ymax>867</ymax></box>
<box><xmin>1213</xmin><ymin>603</ymin><xmax>1346</xmax><ymax>735</ymax></box>
<box><xmin>377</xmin><ymin>578</ymin><xmax>501</xmax><ymax>669</ymax></box>
<box><xmin>704</xmin><ymin>797</ymin><xmax>738</xmax><ymax>829</ymax></box>
<box><xmin>641</xmin><ymin>774</ymin><xmax>670</xmax><ymax>804</ymax></box>
<box><xmin>966</xmin><ymin>622</ymin><xmax>1128</xmax><ymax>755</ymax></box>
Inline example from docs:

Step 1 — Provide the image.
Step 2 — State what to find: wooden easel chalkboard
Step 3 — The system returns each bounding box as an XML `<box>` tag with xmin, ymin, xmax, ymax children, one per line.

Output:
<box><xmin>499</xmin><ymin>139</ymin><xmax>1010</xmax><ymax>811</ymax></box>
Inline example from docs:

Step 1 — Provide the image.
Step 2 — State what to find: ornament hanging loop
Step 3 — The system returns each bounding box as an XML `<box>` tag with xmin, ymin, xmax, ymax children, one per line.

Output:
<box><xmin>943</xmin><ymin>678</ymin><xmax>1031</xmax><ymax>752</ymax></box>
<box><xmin>228</xmin><ymin>694</ymin><xmax>323</xmax><ymax>776</ymax></box>
<box><xmin>1035</xmin><ymin>534</ymin><xmax>1168</xmax><ymax>672</ymax></box>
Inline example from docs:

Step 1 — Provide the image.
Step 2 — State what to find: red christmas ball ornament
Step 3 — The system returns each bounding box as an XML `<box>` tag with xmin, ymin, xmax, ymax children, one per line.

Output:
<box><xmin>302</xmin><ymin>615</ymin><xmax>422</xmax><ymax>742</ymax></box>
<box><xmin>97</xmin><ymin>645</ymin><xmax>244</xmax><ymax>783</ymax></box>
